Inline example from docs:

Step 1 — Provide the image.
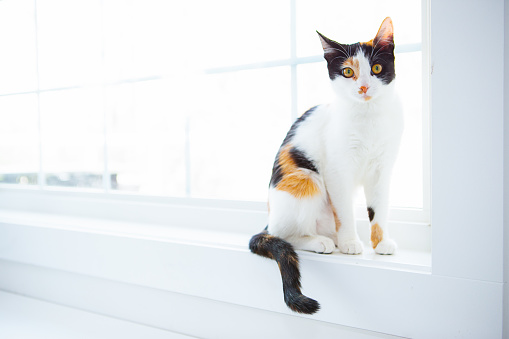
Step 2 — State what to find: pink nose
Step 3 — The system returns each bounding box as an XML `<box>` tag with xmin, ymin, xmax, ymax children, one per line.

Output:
<box><xmin>359</xmin><ymin>86</ymin><xmax>369</xmax><ymax>94</ymax></box>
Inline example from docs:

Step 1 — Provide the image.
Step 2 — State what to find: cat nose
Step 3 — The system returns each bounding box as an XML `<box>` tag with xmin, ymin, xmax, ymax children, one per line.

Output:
<box><xmin>359</xmin><ymin>86</ymin><xmax>369</xmax><ymax>94</ymax></box>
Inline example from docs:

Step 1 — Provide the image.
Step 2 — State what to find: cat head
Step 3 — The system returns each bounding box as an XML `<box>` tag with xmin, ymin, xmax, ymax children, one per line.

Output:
<box><xmin>317</xmin><ymin>17</ymin><xmax>395</xmax><ymax>103</ymax></box>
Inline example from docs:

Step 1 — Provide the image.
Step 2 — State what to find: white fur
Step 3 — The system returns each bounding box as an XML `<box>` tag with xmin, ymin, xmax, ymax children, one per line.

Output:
<box><xmin>267</xmin><ymin>49</ymin><xmax>403</xmax><ymax>255</ymax></box>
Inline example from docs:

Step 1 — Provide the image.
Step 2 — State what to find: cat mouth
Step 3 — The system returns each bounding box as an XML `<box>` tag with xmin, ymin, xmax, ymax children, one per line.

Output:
<box><xmin>358</xmin><ymin>92</ymin><xmax>372</xmax><ymax>101</ymax></box>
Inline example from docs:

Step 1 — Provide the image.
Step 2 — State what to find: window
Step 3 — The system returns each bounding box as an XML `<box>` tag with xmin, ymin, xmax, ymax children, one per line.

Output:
<box><xmin>0</xmin><ymin>1</ymin><xmax>506</xmax><ymax>337</ymax></box>
<box><xmin>0</xmin><ymin>0</ymin><xmax>427</xmax><ymax>223</ymax></box>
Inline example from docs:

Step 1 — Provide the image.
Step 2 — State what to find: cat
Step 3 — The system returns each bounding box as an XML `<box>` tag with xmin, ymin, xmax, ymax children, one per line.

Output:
<box><xmin>249</xmin><ymin>17</ymin><xmax>403</xmax><ymax>315</ymax></box>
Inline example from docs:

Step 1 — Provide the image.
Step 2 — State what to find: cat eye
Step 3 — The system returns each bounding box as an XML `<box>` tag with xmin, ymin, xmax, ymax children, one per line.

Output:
<box><xmin>372</xmin><ymin>64</ymin><xmax>383</xmax><ymax>74</ymax></box>
<box><xmin>342</xmin><ymin>67</ymin><xmax>354</xmax><ymax>78</ymax></box>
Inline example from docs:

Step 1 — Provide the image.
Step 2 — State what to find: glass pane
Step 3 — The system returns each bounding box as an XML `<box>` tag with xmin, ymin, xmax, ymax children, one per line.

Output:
<box><xmin>189</xmin><ymin>67</ymin><xmax>292</xmax><ymax>201</ymax></box>
<box><xmin>296</xmin><ymin>61</ymin><xmax>334</xmax><ymax>114</ymax></box>
<box><xmin>189</xmin><ymin>0</ymin><xmax>290</xmax><ymax>69</ymax></box>
<box><xmin>105</xmin><ymin>80</ymin><xmax>187</xmax><ymax>196</ymax></box>
<box><xmin>0</xmin><ymin>0</ymin><xmax>37</xmax><ymax>94</ymax></box>
<box><xmin>391</xmin><ymin>51</ymin><xmax>423</xmax><ymax>208</ymax></box>
<box><xmin>0</xmin><ymin>94</ymin><xmax>39</xmax><ymax>185</ymax></box>
<box><xmin>40</xmin><ymin>88</ymin><xmax>104</xmax><ymax>188</ymax></box>
<box><xmin>36</xmin><ymin>0</ymin><xmax>102</xmax><ymax>89</ymax></box>
<box><xmin>102</xmin><ymin>0</ymin><xmax>177</xmax><ymax>81</ymax></box>
<box><xmin>296</xmin><ymin>0</ymin><xmax>421</xmax><ymax>57</ymax></box>
<box><xmin>102</xmin><ymin>0</ymin><xmax>290</xmax><ymax>82</ymax></box>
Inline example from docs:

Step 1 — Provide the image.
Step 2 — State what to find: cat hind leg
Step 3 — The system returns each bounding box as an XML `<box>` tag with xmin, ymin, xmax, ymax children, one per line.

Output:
<box><xmin>268</xmin><ymin>187</ymin><xmax>334</xmax><ymax>254</ymax></box>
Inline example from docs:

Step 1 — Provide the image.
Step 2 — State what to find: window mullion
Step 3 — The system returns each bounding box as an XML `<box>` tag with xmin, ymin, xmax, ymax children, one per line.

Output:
<box><xmin>33</xmin><ymin>0</ymin><xmax>45</xmax><ymax>188</ymax></box>
<box><xmin>99</xmin><ymin>0</ymin><xmax>111</xmax><ymax>192</ymax></box>
<box><xmin>290</xmin><ymin>0</ymin><xmax>298</xmax><ymax>121</ymax></box>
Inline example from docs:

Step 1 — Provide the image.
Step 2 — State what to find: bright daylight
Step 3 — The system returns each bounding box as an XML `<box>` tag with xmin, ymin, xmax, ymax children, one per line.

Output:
<box><xmin>0</xmin><ymin>0</ymin><xmax>508</xmax><ymax>338</ymax></box>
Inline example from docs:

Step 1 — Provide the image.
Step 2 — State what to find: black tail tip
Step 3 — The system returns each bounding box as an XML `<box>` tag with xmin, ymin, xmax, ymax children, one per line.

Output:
<box><xmin>285</xmin><ymin>293</ymin><xmax>321</xmax><ymax>315</ymax></box>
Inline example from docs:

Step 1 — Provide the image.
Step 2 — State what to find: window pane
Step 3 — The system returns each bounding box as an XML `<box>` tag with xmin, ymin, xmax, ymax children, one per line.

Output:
<box><xmin>296</xmin><ymin>62</ymin><xmax>334</xmax><ymax>114</ymax></box>
<box><xmin>0</xmin><ymin>0</ymin><xmax>37</xmax><ymax>94</ymax></box>
<box><xmin>391</xmin><ymin>51</ymin><xmax>423</xmax><ymax>208</ymax></box>
<box><xmin>102</xmin><ymin>0</ymin><xmax>290</xmax><ymax>82</ymax></box>
<box><xmin>40</xmin><ymin>88</ymin><xmax>104</xmax><ymax>188</ymax></box>
<box><xmin>296</xmin><ymin>0</ymin><xmax>421</xmax><ymax>57</ymax></box>
<box><xmin>189</xmin><ymin>67</ymin><xmax>292</xmax><ymax>201</ymax></box>
<box><xmin>190</xmin><ymin>0</ymin><xmax>290</xmax><ymax>69</ymax></box>
<box><xmin>0</xmin><ymin>94</ymin><xmax>39</xmax><ymax>185</ymax></box>
<box><xmin>37</xmin><ymin>0</ymin><xmax>102</xmax><ymax>89</ymax></box>
<box><xmin>102</xmin><ymin>0</ymin><xmax>178</xmax><ymax>81</ymax></box>
<box><xmin>105</xmin><ymin>80</ymin><xmax>187</xmax><ymax>196</ymax></box>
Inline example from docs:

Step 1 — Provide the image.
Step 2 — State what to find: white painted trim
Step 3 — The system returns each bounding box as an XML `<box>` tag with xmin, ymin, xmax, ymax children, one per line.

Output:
<box><xmin>430</xmin><ymin>0</ymin><xmax>505</xmax><ymax>283</ymax></box>
<box><xmin>0</xmin><ymin>284</ymin><xmax>401</xmax><ymax>339</ymax></box>
<box><xmin>421</xmin><ymin>0</ymin><xmax>431</xmax><ymax>219</ymax></box>
<box><xmin>0</xmin><ymin>219</ymin><xmax>499</xmax><ymax>338</ymax></box>
<box><xmin>0</xmin><ymin>291</ymin><xmax>193</xmax><ymax>339</ymax></box>
<box><xmin>504</xmin><ymin>0</ymin><xmax>509</xmax><ymax>337</ymax></box>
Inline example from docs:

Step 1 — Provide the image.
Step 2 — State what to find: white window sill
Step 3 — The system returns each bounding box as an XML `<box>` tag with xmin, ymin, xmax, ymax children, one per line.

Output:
<box><xmin>0</xmin><ymin>209</ymin><xmax>431</xmax><ymax>273</ymax></box>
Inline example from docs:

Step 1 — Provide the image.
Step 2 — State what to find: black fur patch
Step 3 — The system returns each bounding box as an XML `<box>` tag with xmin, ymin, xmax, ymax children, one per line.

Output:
<box><xmin>289</xmin><ymin>147</ymin><xmax>318</xmax><ymax>173</ymax></box>
<box><xmin>367</xmin><ymin>207</ymin><xmax>375</xmax><ymax>222</ymax></box>
<box><xmin>281</xmin><ymin>106</ymin><xmax>317</xmax><ymax>146</ymax></box>
<box><xmin>269</xmin><ymin>146</ymin><xmax>318</xmax><ymax>188</ymax></box>
<box><xmin>317</xmin><ymin>31</ymin><xmax>395</xmax><ymax>84</ymax></box>
<box><xmin>269</xmin><ymin>160</ymin><xmax>285</xmax><ymax>188</ymax></box>
<box><xmin>269</xmin><ymin>106</ymin><xmax>319</xmax><ymax>188</ymax></box>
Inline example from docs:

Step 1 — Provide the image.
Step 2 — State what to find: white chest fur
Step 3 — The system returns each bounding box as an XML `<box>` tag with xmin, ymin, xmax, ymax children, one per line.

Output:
<box><xmin>292</xmin><ymin>93</ymin><xmax>403</xmax><ymax>185</ymax></box>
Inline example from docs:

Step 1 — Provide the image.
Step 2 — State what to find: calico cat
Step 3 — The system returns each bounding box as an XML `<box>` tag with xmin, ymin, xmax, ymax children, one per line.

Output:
<box><xmin>249</xmin><ymin>17</ymin><xmax>403</xmax><ymax>314</ymax></box>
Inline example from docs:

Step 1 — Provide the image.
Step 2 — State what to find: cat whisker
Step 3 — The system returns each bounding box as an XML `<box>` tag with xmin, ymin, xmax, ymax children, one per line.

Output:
<box><xmin>334</xmin><ymin>43</ymin><xmax>350</xmax><ymax>56</ymax></box>
<box><xmin>325</xmin><ymin>47</ymin><xmax>350</xmax><ymax>59</ymax></box>
<box><xmin>371</xmin><ymin>49</ymin><xmax>393</xmax><ymax>61</ymax></box>
<box><xmin>372</xmin><ymin>52</ymin><xmax>394</xmax><ymax>60</ymax></box>
<box><xmin>329</xmin><ymin>55</ymin><xmax>347</xmax><ymax>64</ymax></box>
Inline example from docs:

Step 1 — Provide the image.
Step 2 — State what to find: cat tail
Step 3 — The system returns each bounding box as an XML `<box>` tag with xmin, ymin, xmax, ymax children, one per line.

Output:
<box><xmin>248</xmin><ymin>228</ymin><xmax>320</xmax><ymax>314</ymax></box>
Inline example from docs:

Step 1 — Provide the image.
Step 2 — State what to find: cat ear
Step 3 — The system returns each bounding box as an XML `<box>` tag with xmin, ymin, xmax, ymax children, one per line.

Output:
<box><xmin>317</xmin><ymin>31</ymin><xmax>343</xmax><ymax>63</ymax></box>
<box><xmin>373</xmin><ymin>17</ymin><xmax>394</xmax><ymax>47</ymax></box>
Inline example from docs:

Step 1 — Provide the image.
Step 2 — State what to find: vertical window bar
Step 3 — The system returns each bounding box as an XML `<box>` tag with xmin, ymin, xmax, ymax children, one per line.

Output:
<box><xmin>185</xmin><ymin>115</ymin><xmax>192</xmax><ymax>197</ymax></box>
<box><xmin>33</xmin><ymin>0</ymin><xmax>45</xmax><ymax>188</ymax></box>
<box><xmin>101</xmin><ymin>95</ymin><xmax>111</xmax><ymax>192</ymax></box>
<box><xmin>290</xmin><ymin>0</ymin><xmax>298</xmax><ymax>121</ymax></box>
<box><xmin>99</xmin><ymin>0</ymin><xmax>111</xmax><ymax>192</ymax></box>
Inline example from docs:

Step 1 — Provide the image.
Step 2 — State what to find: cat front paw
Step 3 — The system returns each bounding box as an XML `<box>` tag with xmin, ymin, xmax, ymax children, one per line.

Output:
<box><xmin>374</xmin><ymin>239</ymin><xmax>397</xmax><ymax>255</ymax></box>
<box><xmin>338</xmin><ymin>239</ymin><xmax>363</xmax><ymax>255</ymax></box>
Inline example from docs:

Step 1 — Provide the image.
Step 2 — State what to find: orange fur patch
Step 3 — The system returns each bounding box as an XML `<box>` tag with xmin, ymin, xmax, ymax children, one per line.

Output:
<box><xmin>275</xmin><ymin>145</ymin><xmax>320</xmax><ymax>199</ymax></box>
<box><xmin>343</xmin><ymin>58</ymin><xmax>359</xmax><ymax>81</ymax></box>
<box><xmin>332</xmin><ymin>205</ymin><xmax>341</xmax><ymax>232</ymax></box>
<box><xmin>361</xmin><ymin>39</ymin><xmax>374</xmax><ymax>47</ymax></box>
<box><xmin>371</xmin><ymin>223</ymin><xmax>383</xmax><ymax>249</ymax></box>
